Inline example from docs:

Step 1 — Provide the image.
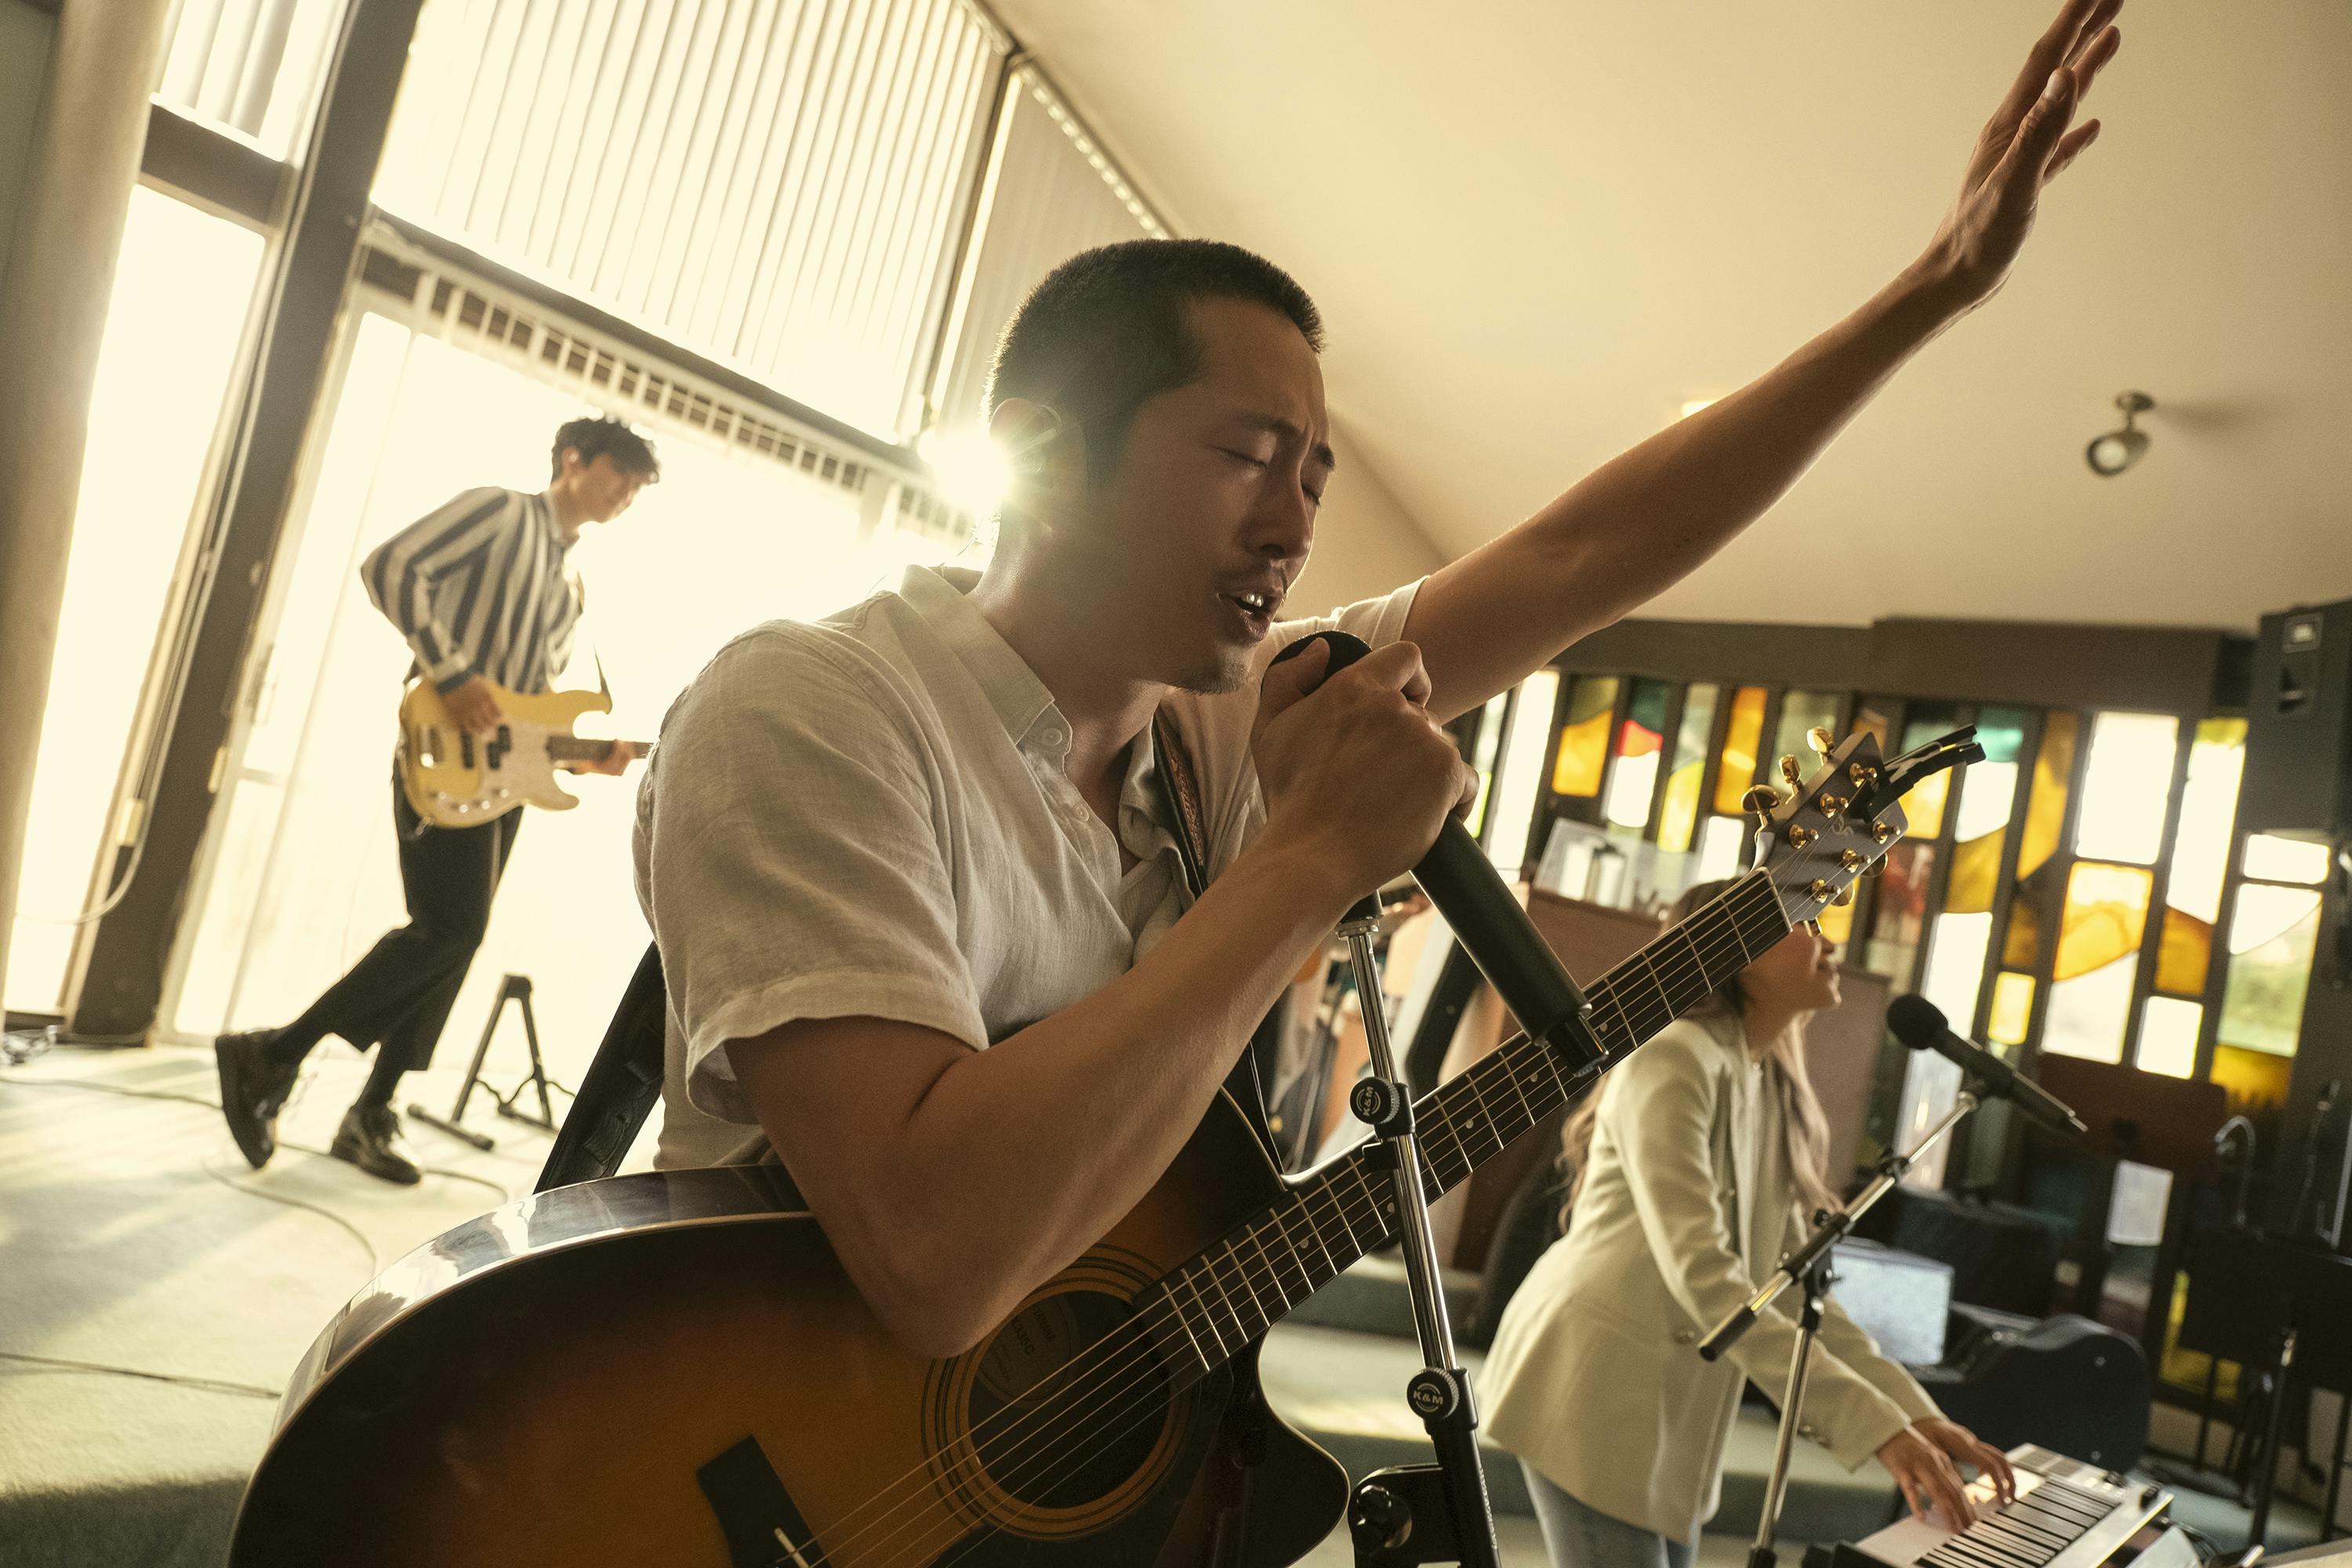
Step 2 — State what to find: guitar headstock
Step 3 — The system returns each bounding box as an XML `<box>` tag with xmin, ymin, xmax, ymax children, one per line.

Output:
<box><xmin>1753</xmin><ymin>725</ymin><xmax>1985</xmax><ymax>928</ymax></box>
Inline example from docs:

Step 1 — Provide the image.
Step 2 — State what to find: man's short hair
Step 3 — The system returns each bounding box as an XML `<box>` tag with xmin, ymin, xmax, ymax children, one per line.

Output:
<box><xmin>985</xmin><ymin>239</ymin><xmax>1323</xmax><ymax>484</ymax></box>
<box><xmin>550</xmin><ymin>415</ymin><xmax>660</xmax><ymax>482</ymax></box>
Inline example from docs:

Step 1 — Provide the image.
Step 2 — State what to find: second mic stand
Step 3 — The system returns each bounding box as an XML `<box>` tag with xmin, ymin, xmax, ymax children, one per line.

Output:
<box><xmin>1700</xmin><ymin>1083</ymin><xmax>1985</xmax><ymax>1568</ymax></box>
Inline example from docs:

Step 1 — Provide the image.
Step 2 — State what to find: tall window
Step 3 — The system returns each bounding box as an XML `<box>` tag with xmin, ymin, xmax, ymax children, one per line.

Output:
<box><xmin>372</xmin><ymin>0</ymin><xmax>1008</xmax><ymax>439</ymax></box>
<box><xmin>5</xmin><ymin>188</ymin><xmax>263</xmax><ymax>1014</ymax></box>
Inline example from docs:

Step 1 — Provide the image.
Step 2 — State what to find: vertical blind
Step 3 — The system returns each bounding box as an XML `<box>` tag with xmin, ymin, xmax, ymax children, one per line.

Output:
<box><xmin>927</xmin><ymin>64</ymin><xmax>1167</xmax><ymax>436</ymax></box>
<box><xmin>154</xmin><ymin>0</ymin><xmax>347</xmax><ymax>158</ymax></box>
<box><xmin>374</xmin><ymin>0</ymin><xmax>1009</xmax><ymax>441</ymax></box>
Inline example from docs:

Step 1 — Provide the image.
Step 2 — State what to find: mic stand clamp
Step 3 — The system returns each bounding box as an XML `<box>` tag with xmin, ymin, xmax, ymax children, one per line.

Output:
<box><xmin>1337</xmin><ymin>894</ymin><xmax>1519</xmax><ymax>1568</ymax></box>
<box><xmin>1700</xmin><ymin>1083</ymin><xmax>1987</xmax><ymax>1568</ymax></box>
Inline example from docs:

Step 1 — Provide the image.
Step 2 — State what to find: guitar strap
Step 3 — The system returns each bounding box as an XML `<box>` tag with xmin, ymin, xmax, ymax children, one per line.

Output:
<box><xmin>1147</xmin><ymin>710</ymin><xmax>1281</xmax><ymax>1157</ymax></box>
<box><xmin>1148</xmin><ymin>705</ymin><xmax>1273</xmax><ymax>1565</ymax></box>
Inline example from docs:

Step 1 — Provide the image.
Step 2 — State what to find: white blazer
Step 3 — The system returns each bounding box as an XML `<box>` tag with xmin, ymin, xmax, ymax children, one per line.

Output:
<box><xmin>1481</xmin><ymin>1011</ymin><xmax>1942</xmax><ymax>1544</ymax></box>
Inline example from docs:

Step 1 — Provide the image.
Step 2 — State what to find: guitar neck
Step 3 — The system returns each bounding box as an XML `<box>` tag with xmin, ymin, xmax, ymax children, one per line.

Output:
<box><xmin>546</xmin><ymin>738</ymin><xmax>652</xmax><ymax>760</ymax></box>
<box><xmin>1138</xmin><ymin>869</ymin><xmax>1792</xmax><ymax>1384</ymax></box>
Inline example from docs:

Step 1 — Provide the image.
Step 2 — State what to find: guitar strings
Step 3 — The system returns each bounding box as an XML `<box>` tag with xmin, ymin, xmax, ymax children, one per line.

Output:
<box><xmin>815</xmin><ymin>891</ymin><xmax>1788</xmax><ymax>1568</ymax></box>
<box><xmin>810</xmin><ymin>881</ymin><xmax>1786</xmax><ymax>1568</ymax></box>
<box><xmin>891</xmin><ymin>885</ymin><xmax>1809</xmax><ymax>1566</ymax></box>
<box><xmin>833</xmin><ymin>889</ymin><xmax>1785</xmax><ymax>1568</ymax></box>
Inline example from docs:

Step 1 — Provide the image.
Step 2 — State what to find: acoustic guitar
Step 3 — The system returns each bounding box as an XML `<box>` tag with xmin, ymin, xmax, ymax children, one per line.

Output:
<box><xmin>397</xmin><ymin>676</ymin><xmax>651</xmax><ymax>828</ymax></box>
<box><xmin>229</xmin><ymin>728</ymin><xmax>1969</xmax><ymax>1567</ymax></box>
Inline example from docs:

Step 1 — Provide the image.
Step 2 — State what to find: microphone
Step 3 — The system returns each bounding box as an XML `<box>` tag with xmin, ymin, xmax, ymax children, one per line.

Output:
<box><xmin>1272</xmin><ymin>632</ymin><xmax>1599</xmax><ymax>1070</ymax></box>
<box><xmin>1885</xmin><ymin>994</ymin><xmax>2087</xmax><ymax>1138</ymax></box>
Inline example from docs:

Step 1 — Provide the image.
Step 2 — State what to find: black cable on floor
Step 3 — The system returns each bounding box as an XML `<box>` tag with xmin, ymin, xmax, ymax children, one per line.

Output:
<box><xmin>0</xmin><ymin>1070</ymin><xmax>515</xmax><ymax>1201</ymax></box>
<box><xmin>0</xmin><ymin>1348</ymin><xmax>282</xmax><ymax>1402</ymax></box>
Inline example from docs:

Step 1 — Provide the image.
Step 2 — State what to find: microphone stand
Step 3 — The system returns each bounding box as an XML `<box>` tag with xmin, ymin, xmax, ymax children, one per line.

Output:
<box><xmin>1339</xmin><ymin>888</ymin><xmax>1506</xmax><ymax>1568</ymax></box>
<box><xmin>1341</xmin><ymin>889</ymin><xmax>1600</xmax><ymax>1568</ymax></box>
<box><xmin>1699</xmin><ymin>1083</ymin><xmax>1986</xmax><ymax>1568</ymax></box>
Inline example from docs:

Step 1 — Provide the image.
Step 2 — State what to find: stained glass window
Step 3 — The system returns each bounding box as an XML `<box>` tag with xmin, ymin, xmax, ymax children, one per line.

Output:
<box><xmin>1922</xmin><ymin>911</ymin><xmax>1994</xmax><ymax>1031</ymax></box>
<box><xmin>1604</xmin><ymin>678</ymin><xmax>1674</xmax><ymax>829</ymax></box>
<box><xmin>1864</xmin><ymin>840</ymin><xmax>1936</xmax><ymax>980</ymax></box>
<box><xmin>2074</xmin><ymin>712</ymin><xmax>2180</xmax><ymax>866</ymax></box>
<box><xmin>1711</xmin><ymin>686</ymin><xmax>1768</xmax><ymax>817</ymax></box>
<box><xmin>2216</xmin><ymin>884</ymin><xmax>2323</xmax><ymax>1056</ymax></box>
<box><xmin>2043</xmin><ymin>862</ymin><xmax>2154</xmax><ymax>1063</ymax></box>
<box><xmin>2015</xmin><ymin>711</ymin><xmax>2078</xmax><ymax>884</ymax></box>
<box><xmin>1487</xmin><ymin>670</ymin><xmax>1560</xmax><ymax>874</ymax></box>
<box><xmin>1461</xmin><ymin>690</ymin><xmax>1509</xmax><ymax>840</ymax></box>
<box><xmin>1987</xmin><ymin>971</ymin><xmax>2035</xmax><ymax>1046</ymax></box>
<box><xmin>2211</xmin><ymin>1044</ymin><xmax>2293</xmax><ymax>1110</ymax></box>
<box><xmin>2136</xmin><ymin>996</ymin><xmax>2202</xmax><ymax>1079</ymax></box>
<box><xmin>2244</xmin><ymin>833</ymin><xmax>2331</xmax><ymax>884</ymax></box>
<box><xmin>1697</xmin><ymin>812</ymin><xmax>1748</xmax><ymax>884</ymax></box>
<box><xmin>1944</xmin><ymin>707</ymin><xmax>2025</xmax><ymax>923</ymax></box>
<box><xmin>1773</xmin><ymin>690</ymin><xmax>1841</xmax><ymax>782</ymax></box>
<box><xmin>2001</xmin><ymin>713</ymin><xmax>2078</xmax><ymax>975</ymax></box>
<box><xmin>1550</xmin><ymin>675</ymin><xmax>1620</xmax><ymax>798</ymax></box>
<box><xmin>1896</xmin><ymin>706</ymin><xmax>1965</xmax><ymax>840</ymax></box>
<box><xmin>2154</xmin><ymin>718</ymin><xmax>2246</xmax><ymax>997</ymax></box>
<box><xmin>1853</xmin><ymin>697</ymin><xmax>1900</xmax><ymax>752</ymax></box>
<box><xmin>1656</xmin><ymin>684</ymin><xmax>1719</xmax><ymax>854</ymax></box>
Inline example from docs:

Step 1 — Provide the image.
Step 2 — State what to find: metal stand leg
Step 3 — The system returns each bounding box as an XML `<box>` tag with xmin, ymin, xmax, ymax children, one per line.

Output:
<box><xmin>1339</xmin><ymin>898</ymin><xmax>1506</xmax><ymax>1568</ymax></box>
<box><xmin>1750</xmin><ymin>1256</ymin><xmax>1833</xmax><ymax>1568</ymax></box>
<box><xmin>2248</xmin><ymin>1323</ymin><xmax>2297</xmax><ymax>1551</ymax></box>
<box><xmin>408</xmin><ymin>974</ymin><xmax>562</xmax><ymax>1149</ymax></box>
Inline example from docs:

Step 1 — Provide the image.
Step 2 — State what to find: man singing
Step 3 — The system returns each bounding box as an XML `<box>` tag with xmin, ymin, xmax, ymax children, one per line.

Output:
<box><xmin>214</xmin><ymin>416</ymin><xmax>655</xmax><ymax>1184</ymax></box>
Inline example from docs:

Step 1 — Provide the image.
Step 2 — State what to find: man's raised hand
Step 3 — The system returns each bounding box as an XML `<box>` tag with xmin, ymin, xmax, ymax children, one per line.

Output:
<box><xmin>1922</xmin><ymin>0</ymin><xmax>2124</xmax><ymax>313</ymax></box>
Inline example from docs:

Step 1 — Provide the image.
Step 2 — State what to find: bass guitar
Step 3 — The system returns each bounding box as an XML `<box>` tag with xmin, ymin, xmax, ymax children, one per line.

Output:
<box><xmin>230</xmin><ymin>727</ymin><xmax>1973</xmax><ymax>1567</ymax></box>
<box><xmin>397</xmin><ymin>675</ymin><xmax>651</xmax><ymax>828</ymax></box>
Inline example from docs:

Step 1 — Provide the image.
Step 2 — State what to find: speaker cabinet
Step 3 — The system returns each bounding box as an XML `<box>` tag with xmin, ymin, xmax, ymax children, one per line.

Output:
<box><xmin>2242</xmin><ymin>598</ymin><xmax>2352</xmax><ymax>837</ymax></box>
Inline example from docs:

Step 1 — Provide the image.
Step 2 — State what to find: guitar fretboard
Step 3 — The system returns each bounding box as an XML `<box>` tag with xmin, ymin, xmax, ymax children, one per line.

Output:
<box><xmin>1136</xmin><ymin>869</ymin><xmax>1790</xmax><ymax>1384</ymax></box>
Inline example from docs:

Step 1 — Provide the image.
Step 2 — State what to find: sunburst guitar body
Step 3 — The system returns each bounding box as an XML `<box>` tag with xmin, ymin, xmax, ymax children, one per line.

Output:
<box><xmin>227</xmin><ymin>1093</ymin><xmax>1346</xmax><ymax>1567</ymax></box>
<box><xmin>397</xmin><ymin>677</ymin><xmax>650</xmax><ymax>829</ymax></box>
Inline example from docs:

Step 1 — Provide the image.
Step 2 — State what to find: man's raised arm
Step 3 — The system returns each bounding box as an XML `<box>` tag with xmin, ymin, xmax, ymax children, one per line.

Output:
<box><xmin>1406</xmin><ymin>0</ymin><xmax>2124</xmax><ymax>724</ymax></box>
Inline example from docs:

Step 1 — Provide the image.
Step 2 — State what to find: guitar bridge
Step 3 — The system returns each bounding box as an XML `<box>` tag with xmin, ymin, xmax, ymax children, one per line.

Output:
<box><xmin>696</xmin><ymin>1436</ymin><xmax>831</xmax><ymax>1568</ymax></box>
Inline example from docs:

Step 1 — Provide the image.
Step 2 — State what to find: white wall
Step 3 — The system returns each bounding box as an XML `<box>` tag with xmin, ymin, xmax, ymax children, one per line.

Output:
<box><xmin>1287</xmin><ymin>424</ymin><xmax>1448</xmax><ymax>615</ymax></box>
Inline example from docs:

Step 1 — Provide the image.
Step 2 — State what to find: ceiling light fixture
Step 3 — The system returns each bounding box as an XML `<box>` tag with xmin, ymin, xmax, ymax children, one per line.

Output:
<box><xmin>2085</xmin><ymin>391</ymin><xmax>2155</xmax><ymax>477</ymax></box>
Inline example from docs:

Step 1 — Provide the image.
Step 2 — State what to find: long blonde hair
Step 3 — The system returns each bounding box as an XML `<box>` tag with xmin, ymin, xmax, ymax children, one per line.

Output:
<box><xmin>1558</xmin><ymin>878</ymin><xmax>1838</xmax><ymax>1222</ymax></box>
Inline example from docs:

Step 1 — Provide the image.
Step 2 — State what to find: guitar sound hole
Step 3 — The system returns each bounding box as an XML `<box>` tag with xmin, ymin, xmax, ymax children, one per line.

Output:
<box><xmin>967</xmin><ymin>1288</ymin><xmax>1172</xmax><ymax>1512</ymax></box>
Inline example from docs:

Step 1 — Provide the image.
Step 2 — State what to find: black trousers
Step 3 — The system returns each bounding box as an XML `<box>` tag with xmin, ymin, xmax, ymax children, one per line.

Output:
<box><xmin>294</xmin><ymin>768</ymin><xmax>521</xmax><ymax>1075</ymax></box>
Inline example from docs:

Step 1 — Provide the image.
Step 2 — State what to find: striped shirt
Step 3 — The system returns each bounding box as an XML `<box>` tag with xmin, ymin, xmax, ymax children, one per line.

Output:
<box><xmin>361</xmin><ymin>487</ymin><xmax>581</xmax><ymax>695</ymax></box>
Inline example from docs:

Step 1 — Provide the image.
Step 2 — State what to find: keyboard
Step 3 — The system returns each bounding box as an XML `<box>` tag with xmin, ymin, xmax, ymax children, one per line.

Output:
<box><xmin>1834</xmin><ymin>1445</ymin><xmax>2172</xmax><ymax>1568</ymax></box>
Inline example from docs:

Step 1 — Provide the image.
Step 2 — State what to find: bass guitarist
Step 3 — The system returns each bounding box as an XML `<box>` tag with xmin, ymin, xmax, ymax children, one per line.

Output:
<box><xmin>214</xmin><ymin>416</ymin><xmax>655</xmax><ymax>1184</ymax></box>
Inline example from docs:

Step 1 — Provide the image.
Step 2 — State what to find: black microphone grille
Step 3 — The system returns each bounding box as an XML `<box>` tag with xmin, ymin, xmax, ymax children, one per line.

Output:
<box><xmin>1886</xmin><ymin>993</ymin><xmax>1950</xmax><ymax>1050</ymax></box>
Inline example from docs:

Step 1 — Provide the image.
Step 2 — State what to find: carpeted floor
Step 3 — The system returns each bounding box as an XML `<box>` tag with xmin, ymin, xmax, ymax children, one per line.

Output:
<box><xmin>0</xmin><ymin>1041</ymin><xmax>557</xmax><ymax>1568</ymax></box>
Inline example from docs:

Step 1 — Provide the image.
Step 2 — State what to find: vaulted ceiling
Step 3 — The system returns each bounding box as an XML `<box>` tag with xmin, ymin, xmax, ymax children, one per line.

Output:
<box><xmin>993</xmin><ymin>0</ymin><xmax>2351</xmax><ymax>631</ymax></box>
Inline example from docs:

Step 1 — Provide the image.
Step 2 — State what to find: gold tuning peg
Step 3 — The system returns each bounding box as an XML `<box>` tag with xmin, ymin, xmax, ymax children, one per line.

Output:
<box><xmin>1862</xmin><ymin>856</ymin><xmax>1887</xmax><ymax>879</ymax></box>
<box><xmin>1831</xmin><ymin>885</ymin><xmax>1856</xmax><ymax>907</ymax></box>
<box><xmin>1740</xmin><ymin>784</ymin><xmax>1781</xmax><ymax>825</ymax></box>
<box><xmin>1807</xmin><ymin>726</ymin><xmax>1836</xmax><ymax>759</ymax></box>
<box><xmin>1777</xmin><ymin>754</ymin><xmax>1804</xmax><ymax>792</ymax></box>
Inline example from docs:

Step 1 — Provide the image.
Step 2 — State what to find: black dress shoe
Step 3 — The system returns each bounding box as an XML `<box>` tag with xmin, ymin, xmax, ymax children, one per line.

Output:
<box><xmin>330</xmin><ymin>1103</ymin><xmax>423</xmax><ymax>1185</ymax></box>
<box><xmin>214</xmin><ymin>1029</ymin><xmax>301</xmax><ymax>1170</ymax></box>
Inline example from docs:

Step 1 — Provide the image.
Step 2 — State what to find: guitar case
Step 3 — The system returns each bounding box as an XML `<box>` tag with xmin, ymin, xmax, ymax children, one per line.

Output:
<box><xmin>1910</xmin><ymin>1305</ymin><xmax>2150</xmax><ymax>1472</ymax></box>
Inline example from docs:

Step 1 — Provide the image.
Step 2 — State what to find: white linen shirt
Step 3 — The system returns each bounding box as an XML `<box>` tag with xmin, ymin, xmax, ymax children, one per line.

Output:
<box><xmin>636</xmin><ymin>564</ymin><xmax>1420</xmax><ymax>1169</ymax></box>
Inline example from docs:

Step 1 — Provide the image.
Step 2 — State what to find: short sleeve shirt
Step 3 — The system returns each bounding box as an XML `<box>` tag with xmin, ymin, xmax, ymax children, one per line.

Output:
<box><xmin>636</xmin><ymin>565</ymin><xmax>1422</xmax><ymax>1168</ymax></box>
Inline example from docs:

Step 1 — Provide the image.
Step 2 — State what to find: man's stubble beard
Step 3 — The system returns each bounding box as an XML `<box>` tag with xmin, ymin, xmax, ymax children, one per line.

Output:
<box><xmin>1171</xmin><ymin>646</ymin><xmax>1250</xmax><ymax>697</ymax></box>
